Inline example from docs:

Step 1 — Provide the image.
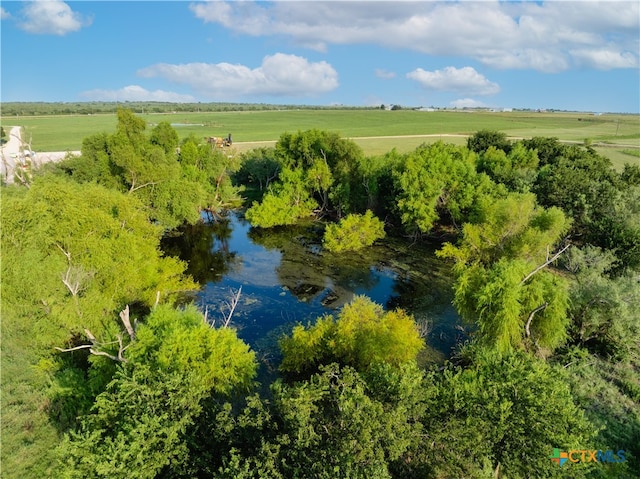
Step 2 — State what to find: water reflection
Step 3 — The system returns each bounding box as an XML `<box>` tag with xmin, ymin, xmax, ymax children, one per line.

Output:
<box><xmin>162</xmin><ymin>211</ymin><xmax>466</xmax><ymax>363</ymax></box>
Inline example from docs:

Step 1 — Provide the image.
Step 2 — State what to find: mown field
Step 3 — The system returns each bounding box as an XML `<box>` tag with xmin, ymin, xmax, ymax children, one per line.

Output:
<box><xmin>3</xmin><ymin>108</ymin><xmax>640</xmax><ymax>168</ymax></box>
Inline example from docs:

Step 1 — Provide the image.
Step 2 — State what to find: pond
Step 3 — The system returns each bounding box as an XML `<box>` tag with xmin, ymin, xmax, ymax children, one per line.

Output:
<box><xmin>162</xmin><ymin>211</ymin><xmax>466</xmax><ymax>365</ymax></box>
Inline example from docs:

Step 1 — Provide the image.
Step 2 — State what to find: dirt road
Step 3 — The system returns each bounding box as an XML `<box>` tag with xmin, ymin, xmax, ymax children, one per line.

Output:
<box><xmin>1</xmin><ymin>126</ymin><xmax>79</xmax><ymax>183</ymax></box>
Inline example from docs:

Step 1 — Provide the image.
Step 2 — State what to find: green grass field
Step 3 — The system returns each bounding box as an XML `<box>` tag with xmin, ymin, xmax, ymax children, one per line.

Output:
<box><xmin>3</xmin><ymin>109</ymin><xmax>639</xmax><ymax>166</ymax></box>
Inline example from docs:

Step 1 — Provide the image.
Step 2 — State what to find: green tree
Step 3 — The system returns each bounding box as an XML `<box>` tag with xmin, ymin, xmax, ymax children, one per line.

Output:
<box><xmin>48</xmin><ymin>108</ymin><xmax>242</xmax><ymax>228</ymax></box>
<box><xmin>438</xmin><ymin>193</ymin><xmax>572</xmax><ymax>353</ymax></box>
<box><xmin>1</xmin><ymin>176</ymin><xmax>192</xmax><ymax>341</ymax></box>
<box><xmin>149</xmin><ymin>121</ymin><xmax>179</xmax><ymax>154</ymax></box>
<box><xmin>477</xmin><ymin>142</ymin><xmax>539</xmax><ymax>192</ymax></box>
<box><xmin>218</xmin><ymin>363</ymin><xmax>425</xmax><ymax>479</ymax></box>
<box><xmin>467</xmin><ymin>129</ymin><xmax>512</xmax><ymax>154</ymax></box>
<box><xmin>279</xmin><ymin>296</ymin><xmax>424</xmax><ymax>376</ymax></box>
<box><xmin>245</xmin><ymin>167</ymin><xmax>316</xmax><ymax>227</ymax></box>
<box><xmin>55</xmin><ymin>305</ymin><xmax>257</xmax><ymax>478</ymax></box>
<box><xmin>57</xmin><ymin>366</ymin><xmax>211</xmax><ymax>479</ymax></box>
<box><xmin>562</xmin><ymin>246</ymin><xmax>640</xmax><ymax>360</ymax></box>
<box><xmin>1</xmin><ymin>177</ymin><xmax>194</xmax><ymax>476</ymax></box>
<box><xmin>590</xmin><ymin>185</ymin><xmax>640</xmax><ymax>272</ymax></box>
<box><xmin>127</xmin><ymin>304</ymin><xmax>257</xmax><ymax>395</ymax></box>
<box><xmin>244</xmin><ymin>130</ymin><xmax>365</xmax><ymax>226</ymax></box>
<box><xmin>529</xmin><ymin>142</ymin><xmax>638</xmax><ymax>269</ymax></box>
<box><xmin>323</xmin><ymin>210</ymin><xmax>386</xmax><ymax>253</ymax></box>
<box><xmin>394</xmin><ymin>142</ymin><xmax>502</xmax><ymax>234</ymax></box>
<box><xmin>415</xmin><ymin>351</ymin><xmax>596</xmax><ymax>479</ymax></box>
<box><xmin>234</xmin><ymin>147</ymin><xmax>280</xmax><ymax>191</ymax></box>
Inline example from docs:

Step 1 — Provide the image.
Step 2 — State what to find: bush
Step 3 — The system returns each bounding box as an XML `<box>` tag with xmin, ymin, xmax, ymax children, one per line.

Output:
<box><xmin>323</xmin><ymin>210</ymin><xmax>386</xmax><ymax>253</ymax></box>
<box><xmin>279</xmin><ymin>296</ymin><xmax>424</xmax><ymax>375</ymax></box>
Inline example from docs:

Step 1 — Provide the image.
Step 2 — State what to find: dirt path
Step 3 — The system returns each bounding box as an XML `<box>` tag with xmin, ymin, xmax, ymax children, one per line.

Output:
<box><xmin>1</xmin><ymin>126</ymin><xmax>24</xmax><ymax>183</ymax></box>
<box><xmin>1</xmin><ymin>126</ymin><xmax>79</xmax><ymax>183</ymax></box>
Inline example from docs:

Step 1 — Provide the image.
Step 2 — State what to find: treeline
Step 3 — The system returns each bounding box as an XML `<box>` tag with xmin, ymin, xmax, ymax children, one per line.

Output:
<box><xmin>0</xmin><ymin>102</ymin><xmax>379</xmax><ymax>117</ymax></box>
<box><xmin>1</xmin><ymin>113</ymin><xmax>639</xmax><ymax>478</ymax></box>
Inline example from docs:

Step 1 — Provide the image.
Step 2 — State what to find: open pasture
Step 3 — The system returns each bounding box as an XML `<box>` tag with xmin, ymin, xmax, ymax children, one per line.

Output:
<box><xmin>2</xmin><ymin>109</ymin><xmax>639</xmax><ymax>161</ymax></box>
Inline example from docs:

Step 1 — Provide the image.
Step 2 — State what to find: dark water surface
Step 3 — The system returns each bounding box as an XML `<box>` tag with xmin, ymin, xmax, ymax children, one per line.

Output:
<box><xmin>162</xmin><ymin>211</ymin><xmax>465</xmax><ymax>364</ymax></box>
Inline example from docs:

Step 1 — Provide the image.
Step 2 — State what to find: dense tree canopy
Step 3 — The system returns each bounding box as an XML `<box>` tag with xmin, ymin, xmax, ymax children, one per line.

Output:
<box><xmin>244</xmin><ymin>129</ymin><xmax>367</xmax><ymax>227</ymax></box>
<box><xmin>438</xmin><ymin>193</ymin><xmax>572</xmax><ymax>353</ymax></box>
<box><xmin>416</xmin><ymin>351</ymin><xmax>597</xmax><ymax>479</ymax></box>
<box><xmin>393</xmin><ymin>142</ymin><xmax>503</xmax><ymax>234</ymax></box>
<box><xmin>48</xmin><ymin>109</ymin><xmax>240</xmax><ymax>229</ymax></box>
<box><xmin>3</xmin><ymin>124</ymin><xmax>638</xmax><ymax>479</ymax></box>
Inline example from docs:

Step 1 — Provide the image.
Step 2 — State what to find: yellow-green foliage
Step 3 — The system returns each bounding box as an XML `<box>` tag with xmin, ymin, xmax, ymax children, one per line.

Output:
<box><xmin>323</xmin><ymin>210</ymin><xmax>386</xmax><ymax>253</ymax></box>
<box><xmin>1</xmin><ymin>177</ymin><xmax>195</xmax><ymax>478</ymax></box>
<box><xmin>128</xmin><ymin>305</ymin><xmax>257</xmax><ymax>395</ymax></box>
<box><xmin>279</xmin><ymin>296</ymin><xmax>424</xmax><ymax>374</ymax></box>
<box><xmin>438</xmin><ymin>192</ymin><xmax>572</xmax><ymax>353</ymax></box>
<box><xmin>245</xmin><ymin>167</ymin><xmax>317</xmax><ymax>227</ymax></box>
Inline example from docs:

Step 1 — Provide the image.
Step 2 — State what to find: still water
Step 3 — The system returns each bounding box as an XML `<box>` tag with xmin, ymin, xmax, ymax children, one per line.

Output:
<box><xmin>162</xmin><ymin>211</ymin><xmax>465</xmax><ymax>364</ymax></box>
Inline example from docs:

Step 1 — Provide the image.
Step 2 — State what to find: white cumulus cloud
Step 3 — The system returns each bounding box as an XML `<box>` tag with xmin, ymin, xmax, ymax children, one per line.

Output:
<box><xmin>80</xmin><ymin>85</ymin><xmax>196</xmax><ymax>103</ymax></box>
<box><xmin>18</xmin><ymin>0</ymin><xmax>91</xmax><ymax>35</ymax></box>
<box><xmin>1</xmin><ymin>7</ymin><xmax>10</xmax><ymax>20</ymax></box>
<box><xmin>407</xmin><ymin>66</ymin><xmax>500</xmax><ymax>96</ymax></box>
<box><xmin>570</xmin><ymin>48</ymin><xmax>639</xmax><ymax>70</ymax></box>
<box><xmin>137</xmin><ymin>53</ymin><xmax>339</xmax><ymax>99</ymax></box>
<box><xmin>191</xmin><ymin>1</ymin><xmax>639</xmax><ymax>72</ymax></box>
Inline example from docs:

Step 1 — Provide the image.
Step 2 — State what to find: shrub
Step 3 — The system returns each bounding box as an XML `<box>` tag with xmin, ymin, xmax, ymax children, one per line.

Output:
<box><xmin>323</xmin><ymin>210</ymin><xmax>386</xmax><ymax>253</ymax></box>
<box><xmin>279</xmin><ymin>296</ymin><xmax>424</xmax><ymax>375</ymax></box>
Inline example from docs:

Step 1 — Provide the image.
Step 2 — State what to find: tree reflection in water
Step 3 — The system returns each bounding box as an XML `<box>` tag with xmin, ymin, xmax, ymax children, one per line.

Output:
<box><xmin>162</xmin><ymin>211</ymin><xmax>466</xmax><ymax>363</ymax></box>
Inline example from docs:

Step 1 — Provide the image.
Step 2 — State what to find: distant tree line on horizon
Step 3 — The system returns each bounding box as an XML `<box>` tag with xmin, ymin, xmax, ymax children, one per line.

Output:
<box><xmin>0</xmin><ymin>102</ymin><xmax>386</xmax><ymax>117</ymax></box>
<box><xmin>3</xmin><ymin>101</ymin><xmax>627</xmax><ymax>117</ymax></box>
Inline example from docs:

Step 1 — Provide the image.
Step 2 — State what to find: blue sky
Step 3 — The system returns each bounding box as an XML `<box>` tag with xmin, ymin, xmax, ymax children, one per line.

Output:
<box><xmin>1</xmin><ymin>1</ymin><xmax>639</xmax><ymax>112</ymax></box>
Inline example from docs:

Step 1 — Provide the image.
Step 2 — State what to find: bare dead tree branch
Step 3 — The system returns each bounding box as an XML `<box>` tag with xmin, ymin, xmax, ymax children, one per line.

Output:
<box><xmin>55</xmin><ymin>306</ymin><xmax>137</xmax><ymax>362</ymax></box>
<box><xmin>119</xmin><ymin>305</ymin><xmax>136</xmax><ymax>341</ymax></box>
<box><xmin>54</xmin><ymin>344</ymin><xmax>94</xmax><ymax>353</ymax></box>
<box><xmin>520</xmin><ymin>243</ymin><xmax>571</xmax><ymax>285</ymax></box>
<box><xmin>129</xmin><ymin>181</ymin><xmax>158</xmax><ymax>193</ymax></box>
<box><xmin>56</xmin><ymin>244</ymin><xmax>91</xmax><ymax>296</ymax></box>
<box><xmin>221</xmin><ymin>286</ymin><xmax>242</xmax><ymax>328</ymax></box>
<box><xmin>525</xmin><ymin>302</ymin><xmax>548</xmax><ymax>338</ymax></box>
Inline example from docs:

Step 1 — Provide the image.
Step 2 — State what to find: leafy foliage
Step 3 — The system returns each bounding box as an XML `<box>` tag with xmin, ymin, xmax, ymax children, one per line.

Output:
<box><xmin>244</xmin><ymin>167</ymin><xmax>317</xmax><ymax>227</ymax></box>
<box><xmin>393</xmin><ymin>142</ymin><xmax>502</xmax><ymax>234</ymax></box>
<box><xmin>323</xmin><ymin>210</ymin><xmax>386</xmax><ymax>253</ymax></box>
<box><xmin>279</xmin><ymin>296</ymin><xmax>424</xmax><ymax>375</ymax></box>
<box><xmin>217</xmin><ymin>363</ymin><xmax>425</xmax><ymax>479</ymax></box>
<box><xmin>558</xmin><ymin>350</ymin><xmax>640</xmax><ymax>478</ymax></box>
<box><xmin>562</xmin><ymin>246</ymin><xmax>640</xmax><ymax>360</ymax></box>
<box><xmin>1</xmin><ymin>176</ymin><xmax>192</xmax><ymax>340</ymax></box>
<box><xmin>438</xmin><ymin>193</ymin><xmax>571</xmax><ymax>353</ymax></box>
<box><xmin>244</xmin><ymin>130</ymin><xmax>365</xmax><ymax>227</ymax></box>
<box><xmin>127</xmin><ymin>305</ymin><xmax>257</xmax><ymax>395</ymax></box>
<box><xmin>48</xmin><ymin>109</ymin><xmax>241</xmax><ymax>228</ymax></box>
<box><xmin>57</xmin><ymin>366</ymin><xmax>210</xmax><ymax>479</ymax></box>
<box><xmin>234</xmin><ymin>147</ymin><xmax>280</xmax><ymax>191</ymax></box>
<box><xmin>416</xmin><ymin>351</ymin><xmax>597</xmax><ymax>479</ymax></box>
<box><xmin>477</xmin><ymin>142</ymin><xmax>539</xmax><ymax>192</ymax></box>
<box><xmin>5</xmin><ymin>128</ymin><xmax>637</xmax><ymax>478</ymax></box>
<box><xmin>467</xmin><ymin>129</ymin><xmax>512</xmax><ymax>154</ymax></box>
<box><xmin>1</xmin><ymin>177</ymin><xmax>195</xmax><ymax>477</ymax></box>
<box><xmin>55</xmin><ymin>305</ymin><xmax>257</xmax><ymax>478</ymax></box>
